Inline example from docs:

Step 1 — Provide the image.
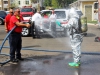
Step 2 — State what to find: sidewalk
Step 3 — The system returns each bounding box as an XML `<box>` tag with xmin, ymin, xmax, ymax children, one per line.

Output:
<box><xmin>87</xmin><ymin>23</ymin><xmax>98</xmax><ymax>26</ymax></box>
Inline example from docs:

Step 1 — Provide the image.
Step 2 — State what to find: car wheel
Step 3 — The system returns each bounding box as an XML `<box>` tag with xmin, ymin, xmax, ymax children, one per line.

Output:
<box><xmin>0</xmin><ymin>19</ymin><xmax>3</xmax><ymax>25</ymax></box>
<box><xmin>21</xmin><ymin>27</ymin><xmax>30</xmax><ymax>36</ymax></box>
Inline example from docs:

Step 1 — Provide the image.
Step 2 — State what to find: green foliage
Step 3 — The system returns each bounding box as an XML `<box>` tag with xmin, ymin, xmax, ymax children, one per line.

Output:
<box><xmin>10</xmin><ymin>3</ymin><xmax>18</xmax><ymax>8</ymax></box>
<box><xmin>51</xmin><ymin>0</ymin><xmax>59</xmax><ymax>8</ymax></box>
<box><xmin>44</xmin><ymin>0</ymin><xmax>52</xmax><ymax>7</ymax></box>
<box><xmin>43</xmin><ymin>0</ymin><xmax>77</xmax><ymax>8</ymax></box>
<box><xmin>87</xmin><ymin>20</ymin><xmax>98</xmax><ymax>24</ymax></box>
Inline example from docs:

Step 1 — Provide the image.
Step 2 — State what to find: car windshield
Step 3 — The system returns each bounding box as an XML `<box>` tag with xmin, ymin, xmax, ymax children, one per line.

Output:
<box><xmin>41</xmin><ymin>11</ymin><xmax>52</xmax><ymax>16</ymax></box>
<box><xmin>21</xmin><ymin>8</ymin><xmax>32</xmax><ymax>12</ymax></box>
<box><xmin>55</xmin><ymin>11</ymin><xmax>66</xmax><ymax>19</ymax></box>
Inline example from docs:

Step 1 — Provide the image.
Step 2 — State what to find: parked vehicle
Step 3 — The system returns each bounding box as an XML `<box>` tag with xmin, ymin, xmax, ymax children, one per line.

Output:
<box><xmin>21</xmin><ymin>9</ymin><xmax>52</xmax><ymax>37</ymax></box>
<box><xmin>54</xmin><ymin>9</ymin><xmax>69</xmax><ymax>36</ymax></box>
<box><xmin>32</xmin><ymin>18</ymin><xmax>55</xmax><ymax>38</ymax></box>
<box><xmin>21</xmin><ymin>6</ymin><xmax>35</xmax><ymax>36</ymax></box>
<box><xmin>5</xmin><ymin>11</ymin><xmax>9</xmax><ymax>14</ymax></box>
<box><xmin>36</xmin><ymin>9</ymin><xmax>69</xmax><ymax>37</ymax></box>
<box><xmin>21</xmin><ymin>18</ymin><xmax>32</xmax><ymax>37</ymax></box>
<box><xmin>20</xmin><ymin>6</ymin><xmax>35</xmax><ymax>23</ymax></box>
<box><xmin>0</xmin><ymin>10</ymin><xmax>7</xmax><ymax>25</ymax></box>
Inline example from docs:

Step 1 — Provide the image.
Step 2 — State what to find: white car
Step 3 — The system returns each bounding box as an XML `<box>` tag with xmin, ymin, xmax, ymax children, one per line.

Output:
<box><xmin>37</xmin><ymin>9</ymin><xmax>69</xmax><ymax>37</ymax></box>
<box><xmin>5</xmin><ymin>11</ymin><xmax>9</xmax><ymax>14</ymax></box>
<box><xmin>54</xmin><ymin>9</ymin><xmax>69</xmax><ymax>36</ymax></box>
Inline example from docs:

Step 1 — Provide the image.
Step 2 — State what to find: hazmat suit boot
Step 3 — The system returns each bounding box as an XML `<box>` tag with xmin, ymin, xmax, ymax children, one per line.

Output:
<box><xmin>68</xmin><ymin>62</ymin><xmax>80</xmax><ymax>67</ymax></box>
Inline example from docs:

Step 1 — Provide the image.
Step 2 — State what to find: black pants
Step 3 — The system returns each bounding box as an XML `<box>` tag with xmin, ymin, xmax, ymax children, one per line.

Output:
<box><xmin>9</xmin><ymin>32</ymin><xmax>22</xmax><ymax>60</ymax></box>
<box><xmin>31</xmin><ymin>22</ymin><xmax>35</xmax><ymax>38</ymax></box>
<box><xmin>51</xmin><ymin>22</ymin><xmax>56</xmax><ymax>36</ymax></box>
<box><xmin>31</xmin><ymin>22</ymin><xmax>40</xmax><ymax>38</ymax></box>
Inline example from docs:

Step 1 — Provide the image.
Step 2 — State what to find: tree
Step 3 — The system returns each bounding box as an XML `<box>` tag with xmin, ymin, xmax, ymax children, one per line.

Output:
<box><xmin>51</xmin><ymin>0</ymin><xmax>59</xmax><ymax>8</ymax></box>
<box><xmin>10</xmin><ymin>3</ymin><xmax>18</xmax><ymax>8</ymax></box>
<box><xmin>44</xmin><ymin>0</ymin><xmax>52</xmax><ymax>7</ymax></box>
<box><xmin>43</xmin><ymin>0</ymin><xmax>77</xmax><ymax>8</ymax></box>
<box><xmin>58</xmin><ymin>0</ymin><xmax>77</xmax><ymax>8</ymax></box>
<box><xmin>57</xmin><ymin>0</ymin><xmax>69</xmax><ymax>7</ymax></box>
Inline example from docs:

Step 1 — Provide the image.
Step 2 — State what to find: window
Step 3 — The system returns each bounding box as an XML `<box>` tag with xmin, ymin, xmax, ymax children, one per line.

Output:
<box><xmin>18</xmin><ymin>1</ymin><xmax>20</xmax><ymax>5</ymax></box>
<box><xmin>25</xmin><ymin>0</ymin><xmax>29</xmax><ymax>5</ymax></box>
<box><xmin>4</xmin><ymin>1</ymin><xmax>8</xmax><ymax>4</ymax></box>
<box><xmin>94</xmin><ymin>2</ymin><xmax>98</xmax><ymax>9</ymax></box>
<box><xmin>41</xmin><ymin>11</ymin><xmax>52</xmax><ymax>16</ymax></box>
<box><xmin>0</xmin><ymin>11</ymin><xmax>7</xmax><ymax>16</ymax></box>
<box><xmin>21</xmin><ymin>8</ymin><xmax>32</xmax><ymax>12</ymax></box>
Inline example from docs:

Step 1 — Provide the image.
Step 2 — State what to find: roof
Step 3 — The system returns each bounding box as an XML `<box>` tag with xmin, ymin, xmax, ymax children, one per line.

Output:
<box><xmin>79</xmin><ymin>0</ymin><xmax>97</xmax><ymax>1</ymax></box>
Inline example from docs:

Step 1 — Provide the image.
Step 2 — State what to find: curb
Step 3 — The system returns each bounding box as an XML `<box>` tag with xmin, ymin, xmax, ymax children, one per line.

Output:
<box><xmin>87</xmin><ymin>23</ymin><xmax>98</xmax><ymax>26</ymax></box>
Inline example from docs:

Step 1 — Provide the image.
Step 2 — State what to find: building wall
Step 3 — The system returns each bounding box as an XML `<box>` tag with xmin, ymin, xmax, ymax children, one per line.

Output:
<box><xmin>10</xmin><ymin>0</ymin><xmax>31</xmax><ymax>8</ymax></box>
<box><xmin>18</xmin><ymin>0</ymin><xmax>31</xmax><ymax>8</ymax></box>
<box><xmin>82</xmin><ymin>1</ymin><xmax>94</xmax><ymax>14</ymax></box>
<box><xmin>70</xmin><ymin>1</ymin><xmax>97</xmax><ymax>21</ymax></box>
<box><xmin>98</xmin><ymin>0</ymin><xmax>100</xmax><ymax>24</ymax></box>
<box><xmin>82</xmin><ymin>1</ymin><xmax>94</xmax><ymax>21</ymax></box>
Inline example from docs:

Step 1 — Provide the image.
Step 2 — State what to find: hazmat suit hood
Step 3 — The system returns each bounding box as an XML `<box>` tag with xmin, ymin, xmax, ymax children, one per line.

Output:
<box><xmin>68</xmin><ymin>8</ymin><xmax>79</xmax><ymax>19</ymax></box>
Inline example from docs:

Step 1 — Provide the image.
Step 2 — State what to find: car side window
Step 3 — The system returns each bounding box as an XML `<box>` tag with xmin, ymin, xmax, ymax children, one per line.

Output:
<box><xmin>41</xmin><ymin>11</ymin><xmax>52</xmax><ymax>17</ymax></box>
<box><xmin>0</xmin><ymin>11</ymin><xmax>7</xmax><ymax>16</ymax></box>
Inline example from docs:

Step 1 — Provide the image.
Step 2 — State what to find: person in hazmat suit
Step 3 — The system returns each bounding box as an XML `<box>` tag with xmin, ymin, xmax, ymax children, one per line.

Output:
<box><xmin>57</xmin><ymin>8</ymin><xmax>83</xmax><ymax>67</ymax></box>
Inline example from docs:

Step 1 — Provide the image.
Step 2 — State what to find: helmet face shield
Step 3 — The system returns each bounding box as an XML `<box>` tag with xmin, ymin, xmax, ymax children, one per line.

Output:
<box><xmin>68</xmin><ymin>8</ymin><xmax>79</xmax><ymax>18</ymax></box>
<box><xmin>76</xmin><ymin>10</ymin><xmax>83</xmax><ymax>18</ymax></box>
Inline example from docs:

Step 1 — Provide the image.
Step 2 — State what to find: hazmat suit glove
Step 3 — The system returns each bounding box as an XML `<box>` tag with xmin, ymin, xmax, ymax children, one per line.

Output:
<box><xmin>56</xmin><ymin>20</ymin><xmax>61</xmax><ymax>27</ymax></box>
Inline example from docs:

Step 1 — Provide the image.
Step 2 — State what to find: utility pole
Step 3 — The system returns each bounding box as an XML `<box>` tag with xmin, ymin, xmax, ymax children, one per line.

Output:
<box><xmin>8</xmin><ymin>0</ymin><xmax>10</xmax><ymax>9</ymax></box>
<box><xmin>1</xmin><ymin>0</ymin><xmax>4</xmax><ymax>10</ymax></box>
<box><xmin>37</xmin><ymin>0</ymin><xmax>40</xmax><ymax>11</ymax></box>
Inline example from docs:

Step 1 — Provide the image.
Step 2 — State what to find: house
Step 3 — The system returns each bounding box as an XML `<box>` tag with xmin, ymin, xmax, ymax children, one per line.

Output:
<box><xmin>0</xmin><ymin>0</ymin><xmax>44</xmax><ymax>10</ymax></box>
<box><xmin>10</xmin><ymin>0</ymin><xmax>31</xmax><ymax>8</ymax></box>
<box><xmin>0</xmin><ymin>0</ymin><xmax>10</xmax><ymax>10</ymax></box>
<box><xmin>98</xmin><ymin>0</ymin><xmax>100</xmax><ymax>25</ymax></box>
<box><xmin>69</xmin><ymin>0</ymin><xmax>97</xmax><ymax>21</ymax></box>
<box><xmin>17</xmin><ymin>0</ymin><xmax>31</xmax><ymax>8</ymax></box>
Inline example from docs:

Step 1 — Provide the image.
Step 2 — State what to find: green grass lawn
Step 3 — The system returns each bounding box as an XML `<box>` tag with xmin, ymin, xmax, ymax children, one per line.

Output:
<box><xmin>87</xmin><ymin>20</ymin><xmax>98</xmax><ymax>24</ymax></box>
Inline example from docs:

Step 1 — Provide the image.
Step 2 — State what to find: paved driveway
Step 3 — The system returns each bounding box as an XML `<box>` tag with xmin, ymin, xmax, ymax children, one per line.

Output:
<box><xmin>0</xmin><ymin>24</ymin><xmax>100</xmax><ymax>75</ymax></box>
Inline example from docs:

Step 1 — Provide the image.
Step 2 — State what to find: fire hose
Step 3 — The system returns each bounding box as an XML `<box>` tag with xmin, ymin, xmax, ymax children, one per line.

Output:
<box><xmin>0</xmin><ymin>26</ymin><xmax>16</xmax><ymax>65</ymax></box>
